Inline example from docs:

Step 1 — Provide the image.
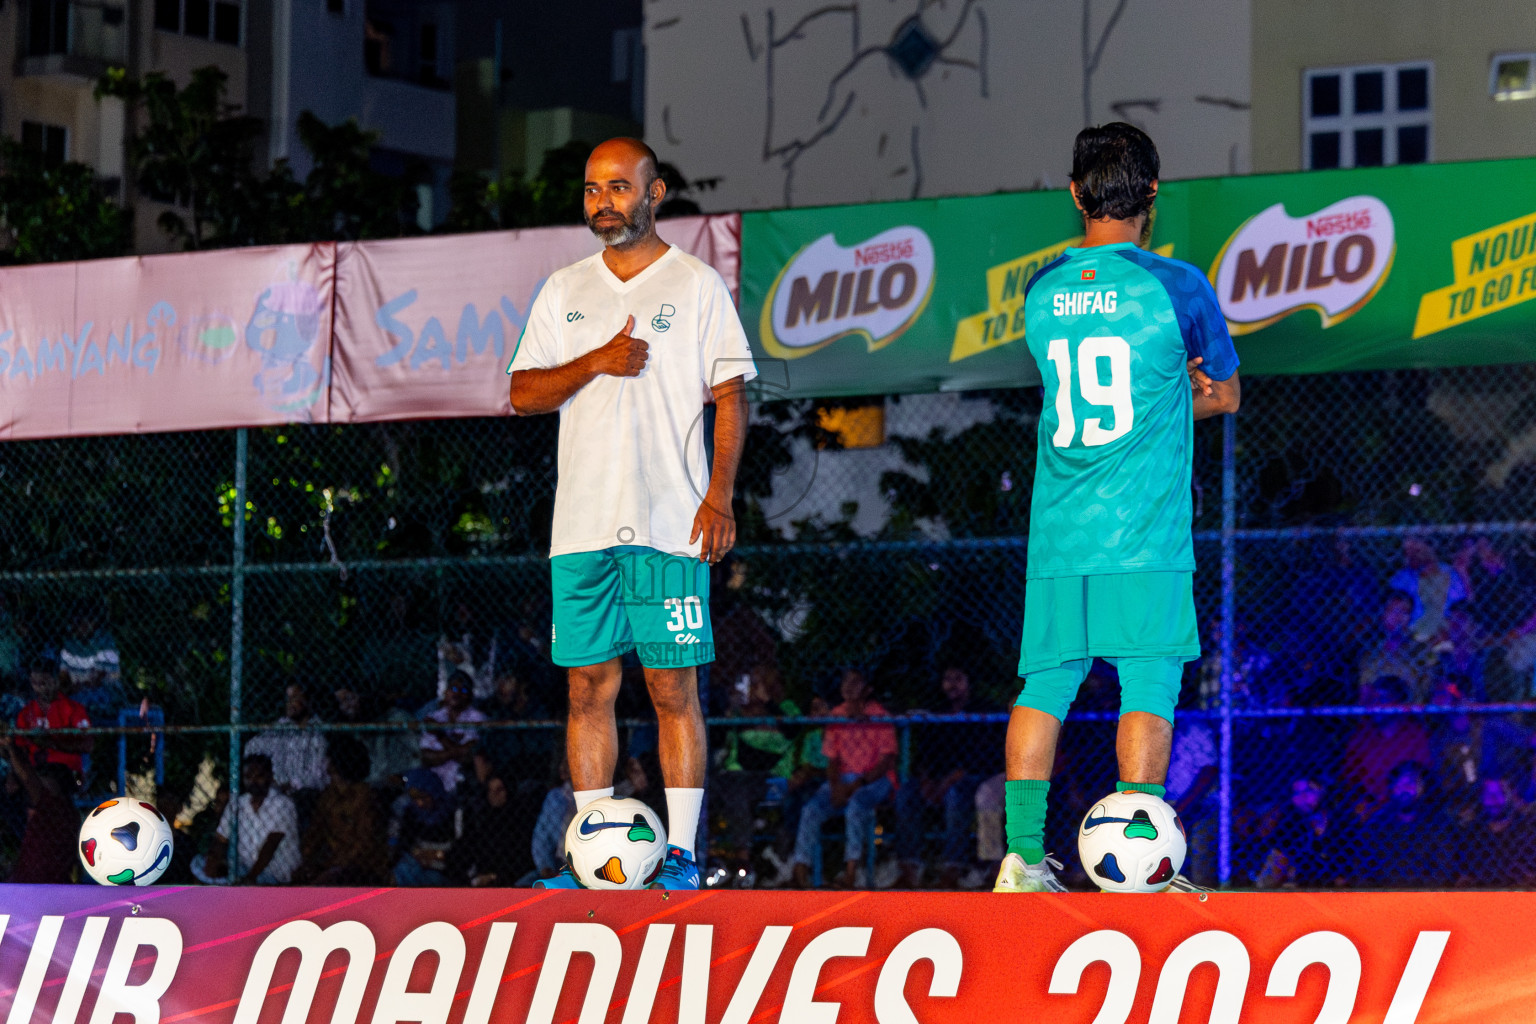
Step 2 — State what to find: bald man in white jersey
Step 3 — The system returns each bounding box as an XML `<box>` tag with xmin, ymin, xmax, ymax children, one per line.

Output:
<box><xmin>508</xmin><ymin>138</ymin><xmax>756</xmax><ymax>889</ymax></box>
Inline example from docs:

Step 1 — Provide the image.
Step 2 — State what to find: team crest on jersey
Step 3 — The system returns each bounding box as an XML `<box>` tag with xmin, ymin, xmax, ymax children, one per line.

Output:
<box><xmin>651</xmin><ymin>305</ymin><xmax>675</xmax><ymax>332</ymax></box>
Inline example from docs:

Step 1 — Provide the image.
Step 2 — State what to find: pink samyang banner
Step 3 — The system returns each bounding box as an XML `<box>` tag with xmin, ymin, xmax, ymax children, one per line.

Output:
<box><xmin>0</xmin><ymin>215</ymin><xmax>740</xmax><ymax>440</ymax></box>
<box><xmin>331</xmin><ymin>215</ymin><xmax>740</xmax><ymax>423</ymax></box>
<box><xmin>0</xmin><ymin>245</ymin><xmax>335</xmax><ymax>440</ymax></box>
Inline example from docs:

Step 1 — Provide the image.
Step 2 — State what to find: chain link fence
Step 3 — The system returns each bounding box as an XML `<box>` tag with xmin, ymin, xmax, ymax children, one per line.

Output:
<box><xmin>4</xmin><ymin>365</ymin><xmax>1536</xmax><ymax>889</ymax></box>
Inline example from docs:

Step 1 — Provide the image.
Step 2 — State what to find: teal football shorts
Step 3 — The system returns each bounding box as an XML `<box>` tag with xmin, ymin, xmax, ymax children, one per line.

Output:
<box><xmin>550</xmin><ymin>546</ymin><xmax>713</xmax><ymax>669</ymax></box>
<box><xmin>1015</xmin><ymin>571</ymin><xmax>1198</xmax><ymax>723</ymax></box>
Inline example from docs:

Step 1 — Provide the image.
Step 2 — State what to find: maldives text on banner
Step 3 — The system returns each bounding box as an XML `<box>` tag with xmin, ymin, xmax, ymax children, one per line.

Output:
<box><xmin>0</xmin><ymin>216</ymin><xmax>741</xmax><ymax>440</ymax></box>
<box><xmin>2</xmin><ymin>886</ymin><xmax>1534</xmax><ymax>1023</ymax></box>
<box><xmin>740</xmin><ymin>157</ymin><xmax>1536</xmax><ymax>398</ymax></box>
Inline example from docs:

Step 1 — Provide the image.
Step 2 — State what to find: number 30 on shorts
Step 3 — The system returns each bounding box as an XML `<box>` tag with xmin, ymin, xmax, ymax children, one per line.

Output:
<box><xmin>664</xmin><ymin>596</ymin><xmax>704</xmax><ymax>632</ymax></box>
<box><xmin>1047</xmin><ymin>335</ymin><xmax>1134</xmax><ymax>448</ymax></box>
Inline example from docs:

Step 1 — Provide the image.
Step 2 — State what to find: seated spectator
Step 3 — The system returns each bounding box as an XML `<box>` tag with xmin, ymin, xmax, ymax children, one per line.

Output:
<box><xmin>59</xmin><ymin>602</ymin><xmax>126</xmax><ymax>722</ymax></box>
<box><xmin>478</xmin><ymin>671</ymin><xmax>555</xmax><ymax>790</ymax></box>
<box><xmin>1435</xmin><ymin>603</ymin><xmax>1488</xmax><ymax>700</ymax></box>
<box><xmin>1253</xmin><ymin>774</ymin><xmax>1353</xmax><ymax>889</ymax></box>
<box><xmin>715</xmin><ymin>667</ymin><xmax>801</xmax><ymax>876</ymax></box>
<box><xmin>528</xmin><ymin>754</ymin><xmax>576</xmax><ymax>884</ymax></box>
<box><xmin>1454</xmin><ymin>537</ymin><xmax>1528</xmax><ymax>636</ymax></box>
<box><xmin>295</xmin><ymin>736</ymin><xmax>388</xmax><ymax>885</ymax></box>
<box><xmin>1358</xmin><ymin>594</ymin><xmax>1435</xmax><ymax>704</ymax></box>
<box><xmin>1357</xmin><ymin>760</ymin><xmax>1452</xmax><ymax>888</ymax></box>
<box><xmin>420</xmin><ymin>671</ymin><xmax>487</xmax><ymax>795</ymax></box>
<box><xmin>334</xmin><ymin>684</ymin><xmax>418</xmax><ymax>790</ymax></box>
<box><xmin>789</xmin><ymin>669</ymin><xmax>897</xmax><ymax>889</ymax></box>
<box><xmin>14</xmin><ymin>658</ymin><xmax>93</xmax><ymax>779</ymax></box>
<box><xmin>391</xmin><ymin>767</ymin><xmax>457</xmax><ymax>886</ymax></box>
<box><xmin>245</xmin><ymin>684</ymin><xmax>329</xmax><ymax>814</ymax></box>
<box><xmin>1456</xmin><ymin>777</ymin><xmax>1536</xmax><ymax>887</ymax></box>
<box><xmin>194</xmin><ymin>754</ymin><xmax>300</xmax><ymax>885</ymax></box>
<box><xmin>895</xmin><ymin>666</ymin><xmax>1002</xmax><ymax>888</ymax></box>
<box><xmin>1341</xmin><ymin>675</ymin><xmax>1430</xmax><ymax>815</ymax></box>
<box><xmin>451</xmin><ymin>774</ymin><xmax>533</xmax><ymax>886</ymax></box>
<box><xmin>1389</xmin><ymin>539</ymin><xmax>1469</xmax><ymax>645</ymax></box>
<box><xmin>1429</xmin><ymin>675</ymin><xmax>1529</xmax><ymax>821</ymax></box>
<box><xmin>0</xmin><ymin>735</ymin><xmax>80</xmax><ymax>883</ymax></box>
<box><xmin>437</xmin><ymin>599</ymin><xmax>495</xmax><ymax>703</ymax></box>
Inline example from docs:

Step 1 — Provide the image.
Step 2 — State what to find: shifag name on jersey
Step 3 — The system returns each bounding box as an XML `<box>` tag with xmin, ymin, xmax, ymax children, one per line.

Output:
<box><xmin>1053</xmin><ymin>290</ymin><xmax>1119</xmax><ymax>317</ymax></box>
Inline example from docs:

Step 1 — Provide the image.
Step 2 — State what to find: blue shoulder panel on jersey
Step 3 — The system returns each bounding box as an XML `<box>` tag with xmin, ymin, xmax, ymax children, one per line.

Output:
<box><xmin>1022</xmin><ymin>252</ymin><xmax>1074</xmax><ymax>302</ymax></box>
<box><xmin>1113</xmin><ymin>248</ymin><xmax>1240</xmax><ymax>381</ymax></box>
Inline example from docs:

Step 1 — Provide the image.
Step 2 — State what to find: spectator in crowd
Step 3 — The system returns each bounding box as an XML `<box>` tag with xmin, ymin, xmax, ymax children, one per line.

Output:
<box><xmin>59</xmin><ymin>602</ymin><xmax>126</xmax><ymax>721</ymax></box>
<box><xmin>420</xmin><ymin>670</ymin><xmax>487</xmax><ymax>795</ymax></box>
<box><xmin>13</xmin><ymin>657</ymin><xmax>93</xmax><ymax>778</ymax></box>
<box><xmin>1435</xmin><ymin>603</ymin><xmax>1488</xmax><ymax>700</ymax></box>
<box><xmin>709</xmin><ymin>556</ymin><xmax>780</xmax><ymax>716</ymax></box>
<box><xmin>1454</xmin><ymin>537</ymin><xmax>1529</xmax><ymax>636</ymax></box>
<box><xmin>1195</xmin><ymin>617</ymin><xmax>1276</xmax><ymax>710</ymax></box>
<box><xmin>529</xmin><ymin>753</ymin><xmax>576</xmax><ymax>884</ymax></box>
<box><xmin>1165</xmin><ymin>715</ymin><xmax>1219</xmax><ymax>887</ymax></box>
<box><xmin>1428</xmin><ymin>675</ymin><xmax>1529</xmax><ymax>820</ymax></box>
<box><xmin>1389</xmin><ymin>539</ymin><xmax>1469</xmax><ymax>645</ymax></box>
<box><xmin>245</xmin><ymin>683</ymin><xmax>329</xmax><ymax>815</ymax></box>
<box><xmin>450</xmin><ymin>773</ymin><xmax>531</xmax><ymax>886</ymax></box>
<box><xmin>894</xmin><ymin>666</ymin><xmax>1002</xmax><ymax>888</ymax></box>
<box><xmin>1341</xmin><ymin>675</ymin><xmax>1431</xmax><ymax>815</ymax></box>
<box><xmin>478</xmin><ymin>671</ymin><xmax>555</xmax><ymax>792</ymax></box>
<box><xmin>0</xmin><ymin>734</ymin><xmax>80</xmax><ymax>883</ymax></box>
<box><xmin>294</xmin><ymin>736</ymin><xmax>388</xmax><ymax>885</ymax></box>
<box><xmin>195</xmin><ymin>754</ymin><xmax>300</xmax><ymax>885</ymax></box>
<box><xmin>1252</xmin><ymin>774</ymin><xmax>1353</xmax><ymax>889</ymax></box>
<box><xmin>1456</xmin><ymin>776</ymin><xmax>1536</xmax><ymax>887</ymax></box>
<box><xmin>438</xmin><ymin>598</ymin><xmax>496</xmax><ymax>703</ymax></box>
<box><xmin>1358</xmin><ymin>595</ymin><xmax>1435</xmax><ymax>704</ymax></box>
<box><xmin>390</xmin><ymin>767</ymin><xmax>457</xmax><ymax>886</ymax></box>
<box><xmin>152</xmin><ymin>786</ymin><xmax>197</xmax><ymax>885</ymax></box>
<box><xmin>789</xmin><ymin>669</ymin><xmax>897</xmax><ymax>889</ymax></box>
<box><xmin>715</xmin><ymin>666</ymin><xmax>801</xmax><ymax>876</ymax></box>
<box><xmin>333</xmin><ymin>684</ymin><xmax>418</xmax><ymax>789</ymax></box>
<box><xmin>1357</xmin><ymin>760</ymin><xmax>1451</xmax><ymax>888</ymax></box>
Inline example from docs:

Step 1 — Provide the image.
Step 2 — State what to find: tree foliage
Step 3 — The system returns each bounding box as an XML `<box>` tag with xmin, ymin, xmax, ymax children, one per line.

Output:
<box><xmin>0</xmin><ymin>140</ymin><xmax>132</xmax><ymax>264</ymax></box>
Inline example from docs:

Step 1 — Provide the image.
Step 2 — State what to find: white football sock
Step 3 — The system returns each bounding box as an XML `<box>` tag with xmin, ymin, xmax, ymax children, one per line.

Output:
<box><xmin>666</xmin><ymin>788</ymin><xmax>704</xmax><ymax>858</ymax></box>
<box><xmin>572</xmin><ymin>787</ymin><xmax>614</xmax><ymax>811</ymax></box>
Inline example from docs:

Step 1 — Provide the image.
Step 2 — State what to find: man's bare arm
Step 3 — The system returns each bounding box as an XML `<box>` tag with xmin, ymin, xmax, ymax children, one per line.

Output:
<box><xmin>1193</xmin><ymin>371</ymin><xmax>1240</xmax><ymax>420</ymax></box>
<box><xmin>691</xmin><ymin>375</ymin><xmax>749</xmax><ymax>562</ymax></box>
<box><xmin>508</xmin><ymin>315</ymin><xmax>647</xmax><ymax>415</ymax></box>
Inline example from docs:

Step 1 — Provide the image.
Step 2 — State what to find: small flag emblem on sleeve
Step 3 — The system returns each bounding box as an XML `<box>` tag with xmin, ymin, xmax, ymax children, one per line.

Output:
<box><xmin>1081</xmin><ymin>269</ymin><xmax>1096</xmax><ymax>281</ymax></box>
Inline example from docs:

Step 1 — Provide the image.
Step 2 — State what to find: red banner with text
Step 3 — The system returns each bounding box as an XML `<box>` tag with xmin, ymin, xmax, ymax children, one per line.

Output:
<box><xmin>1</xmin><ymin>886</ymin><xmax>1532</xmax><ymax>1023</ymax></box>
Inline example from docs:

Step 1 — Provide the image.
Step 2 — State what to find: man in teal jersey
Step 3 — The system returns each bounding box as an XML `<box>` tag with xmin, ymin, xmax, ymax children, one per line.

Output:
<box><xmin>995</xmin><ymin>123</ymin><xmax>1241</xmax><ymax>894</ymax></box>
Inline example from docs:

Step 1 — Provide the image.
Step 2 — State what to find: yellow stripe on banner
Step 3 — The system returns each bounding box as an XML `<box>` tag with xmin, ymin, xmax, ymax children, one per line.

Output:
<box><xmin>1413</xmin><ymin>212</ymin><xmax>1536</xmax><ymax>339</ymax></box>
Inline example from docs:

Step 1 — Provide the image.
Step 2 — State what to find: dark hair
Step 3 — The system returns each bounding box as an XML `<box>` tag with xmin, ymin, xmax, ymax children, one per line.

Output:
<box><xmin>1371</xmin><ymin>675</ymin><xmax>1411</xmax><ymax>703</ymax></box>
<box><xmin>446</xmin><ymin>670</ymin><xmax>475</xmax><ymax>695</ymax></box>
<box><xmin>241</xmin><ymin>752</ymin><xmax>273</xmax><ymax>773</ymax></box>
<box><xmin>1388</xmin><ymin>760</ymin><xmax>1427</xmax><ymax>786</ymax></box>
<box><xmin>1070</xmin><ymin>122</ymin><xmax>1160</xmax><ymax>222</ymax></box>
<box><xmin>326</xmin><ymin>735</ymin><xmax>372</xmax><ymax>784</ymax></box>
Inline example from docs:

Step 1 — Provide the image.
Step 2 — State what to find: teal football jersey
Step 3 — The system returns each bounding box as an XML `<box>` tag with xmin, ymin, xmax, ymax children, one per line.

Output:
<box><xmin>1023</xmin><ymin>242</ymin><xmax>1239</xmax><ymax>579</ymax></box>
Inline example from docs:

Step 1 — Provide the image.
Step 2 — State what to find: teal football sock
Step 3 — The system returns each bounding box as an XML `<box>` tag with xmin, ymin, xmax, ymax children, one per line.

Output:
<box><xmin>1116</xmin><ymin>781</ymin><xmax>1167</xmax><ymax>798</ymax></box>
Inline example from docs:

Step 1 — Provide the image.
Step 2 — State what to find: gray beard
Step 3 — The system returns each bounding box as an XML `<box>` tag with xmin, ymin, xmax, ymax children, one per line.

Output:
<box><xmin>588</xmin><ymin>197</ymin><xmax>653</xmax><ymax>247</ymax></box>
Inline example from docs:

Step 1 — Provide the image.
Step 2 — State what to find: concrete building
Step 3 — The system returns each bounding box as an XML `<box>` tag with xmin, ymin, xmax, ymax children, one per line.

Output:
<box><xmin>642</xmin><ymin>0</ymin><xmax>1253</xmax><ymax>212</ymax></box>
<box><xmin>1251</xmin><ymin>0</ymin><xmax>1536</xmax><ymax>171</ymax></box>
<box><xmin>2</xmin><ymin>0</ymin><xmax>458</xmax><ymax>251</ymax></box>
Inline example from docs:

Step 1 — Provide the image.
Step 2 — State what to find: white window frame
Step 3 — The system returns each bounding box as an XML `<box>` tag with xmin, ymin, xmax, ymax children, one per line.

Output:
<box><xmin>1303</xmin><ymin>61</ymin><xmax>1433</xmax><ymax>170</ymax></box>
<box><xmin>1491</xmin><ymin>53</ymin><xmax>1536</xmax><ymax>102</ymax></box>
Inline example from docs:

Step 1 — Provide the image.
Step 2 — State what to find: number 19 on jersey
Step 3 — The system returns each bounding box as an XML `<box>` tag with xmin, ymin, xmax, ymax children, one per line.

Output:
<box><xmin>1046</xmin><ymin>336</ymin><xmax>1134</xmax><ymax>449</ymax></box>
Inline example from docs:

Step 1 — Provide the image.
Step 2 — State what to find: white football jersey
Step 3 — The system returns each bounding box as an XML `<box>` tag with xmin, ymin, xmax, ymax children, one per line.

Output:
<box><xmin>508</xmin><ymin>246</ymin><xmax>757</xmax><ymax>558</ymax></box>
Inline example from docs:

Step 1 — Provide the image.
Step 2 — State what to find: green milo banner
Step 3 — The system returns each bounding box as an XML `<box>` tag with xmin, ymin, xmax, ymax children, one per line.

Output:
<box><xmin>739</xmin><ymin>158</ymin><xmax>1536</xmax><ymax>398</ymax></box>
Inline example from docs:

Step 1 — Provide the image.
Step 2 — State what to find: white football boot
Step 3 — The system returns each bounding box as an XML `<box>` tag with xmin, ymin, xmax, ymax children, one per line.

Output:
<box><xmin>993</xmin><ymin>852</ymin><xmax>1069</xmax><ymax>893</ymax></box>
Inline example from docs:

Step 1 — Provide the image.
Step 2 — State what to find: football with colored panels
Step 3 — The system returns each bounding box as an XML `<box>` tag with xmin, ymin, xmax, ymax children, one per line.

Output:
<box><xmin>78</xmin><ymin>798</ymin><xmax>175</xmax><ymax>886</ymax></box>
<box><xmin>564</xmin><ymin>796</ymin><xmax>668</xmax><ymax>890</ymax></box>
<box><xmin>1077</xmin><ymin>790</ymin><xmax>1187</xmax><ymax>893</ymax></box>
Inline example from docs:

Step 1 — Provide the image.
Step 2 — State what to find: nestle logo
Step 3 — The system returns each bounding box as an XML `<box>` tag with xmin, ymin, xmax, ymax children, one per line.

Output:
<box><xmin>1211</xmin><ymin>195</ymin><xmax>1395</xmax><ymax>334</ymax></box>
<box><xmin>853</xmin><ymin>239</ymin><xmax>915</xmax><ymax>267</ymax></box>
<box><xmin>761</xmin><ymin>226</ymin><xmax>936</xmax><ymax>359</ymax></box>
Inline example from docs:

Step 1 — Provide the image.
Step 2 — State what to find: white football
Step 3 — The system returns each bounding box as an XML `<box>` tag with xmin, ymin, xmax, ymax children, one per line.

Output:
<box><xmin>564</xmin><ymin>796</ymin><xmax>668</xmax><ymax>890</ymax></box>
<box><xmin>79</xmin><ymin>798</ymin><xmax>175</xmax><ymax>886</ymax></box>
<box><xmin>1077</xmin><ymin>790</ymin><xmax>1187</xmax><ymax>893</ymax></box>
